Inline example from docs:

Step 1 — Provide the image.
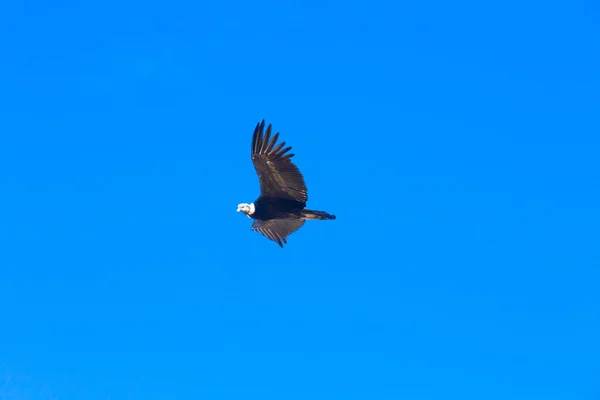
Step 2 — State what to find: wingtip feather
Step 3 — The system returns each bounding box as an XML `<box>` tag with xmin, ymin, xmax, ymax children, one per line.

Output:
<box><xmin>262</xmin><ymin>124</ymin><xmax>272</xmax><ymax>153</ymax></box>
<box><xmin>266</xmin><ymin>132</ymin><xmax>280</xmax><ymax>153</ymax></box>
<box><xmin>252</xmin><ymin>120</ymin><xmax>264</xmax><ymax>155</ymax></box>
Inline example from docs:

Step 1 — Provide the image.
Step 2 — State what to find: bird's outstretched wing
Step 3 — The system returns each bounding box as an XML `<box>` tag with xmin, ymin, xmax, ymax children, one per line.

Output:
<box><xmin>251</xmin><ymin>120</ymin><xmax>308</xmax><ymax>203</ymax></box>
<box><xmin>251</xmin><ymin>218</ymin><xmax>305</xmax><ymax>248</ymax></box>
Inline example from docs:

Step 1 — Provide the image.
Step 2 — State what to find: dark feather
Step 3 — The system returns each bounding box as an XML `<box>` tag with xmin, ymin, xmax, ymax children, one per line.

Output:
<box><xmin>251</xmin><ymin>120</ymin><xmax>308</xmax><ymax>203</ymax></box>
<box><xmin>251</xmin><ymin>218</ymin><xmax>306</xmax><ymax>248</ymax></box>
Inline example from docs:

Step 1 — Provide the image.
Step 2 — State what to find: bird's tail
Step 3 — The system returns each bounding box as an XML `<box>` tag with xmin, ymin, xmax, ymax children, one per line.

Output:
<box><xmin>301</xmin><ymin>209</ymin><xmax>336</xmax><ymax>220</ymax></box>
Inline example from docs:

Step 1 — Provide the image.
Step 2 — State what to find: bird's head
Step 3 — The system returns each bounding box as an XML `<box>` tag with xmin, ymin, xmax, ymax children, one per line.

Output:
<box><xmin>236</xmin><ymin>202</ymin><xmax>255</xmax><ymax>217</ymax></box>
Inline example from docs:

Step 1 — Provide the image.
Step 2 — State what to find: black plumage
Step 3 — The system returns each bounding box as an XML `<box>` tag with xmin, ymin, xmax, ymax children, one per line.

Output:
<box><xmin>237</xmin><ymin>120</ymin><xmax>336</xmax><ymax>247</ymax></box>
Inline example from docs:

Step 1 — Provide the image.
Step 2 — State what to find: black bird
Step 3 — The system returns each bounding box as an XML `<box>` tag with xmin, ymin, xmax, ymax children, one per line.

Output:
<box><xmin>237</xmin><ymin>120</ymin><xmax>336</xmax><ymax>247</ymax></box>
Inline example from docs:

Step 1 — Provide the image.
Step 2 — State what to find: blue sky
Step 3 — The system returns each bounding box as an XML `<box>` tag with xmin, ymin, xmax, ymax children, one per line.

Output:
<box><xmin>1</xmin><ymin>0</ymin><xmax>599</xmax><ymax>399</ymax></box>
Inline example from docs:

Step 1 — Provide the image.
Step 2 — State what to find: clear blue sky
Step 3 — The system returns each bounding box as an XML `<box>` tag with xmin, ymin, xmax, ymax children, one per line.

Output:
<box><xmin>1</xmin><ymin>0</ymin><xmax>599</xmax><ymax>399</ymax></box>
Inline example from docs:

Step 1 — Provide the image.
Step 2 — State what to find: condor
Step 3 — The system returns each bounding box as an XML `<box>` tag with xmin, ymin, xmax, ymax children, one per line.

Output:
<box><xmin>237</xmin><ymin>120</ymin><xmax>336</xmax><ymax>247</ymax></box>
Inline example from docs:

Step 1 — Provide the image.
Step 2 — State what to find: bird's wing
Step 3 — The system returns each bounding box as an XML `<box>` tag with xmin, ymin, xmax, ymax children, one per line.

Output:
<box><xmin>251</xmin><ymin>218</ymin><xmax>305</xmax><ymax>248</ymax></box>
<box><xmin>251</xmin><ymin>120</ymin><xmax>308</xmax><ymax>203</ymax></box>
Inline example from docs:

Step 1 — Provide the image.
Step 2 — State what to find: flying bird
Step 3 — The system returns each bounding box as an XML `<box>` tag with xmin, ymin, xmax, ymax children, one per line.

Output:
<box><xmin>237</xmin><ymin>120</ymin><xmax>336</xmax><ymax>247</ymax></box>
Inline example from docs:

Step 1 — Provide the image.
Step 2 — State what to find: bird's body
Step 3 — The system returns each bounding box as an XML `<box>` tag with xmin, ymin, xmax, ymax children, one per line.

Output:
<box><xmin>237</xmin><ymin>120</ymin><xmax>336</xmax><ymax>247</ymax></box>
<box><xmin>251</xmin><ymin>197</ymin><xmax>305</xmax><ymax>220</ymax></box>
